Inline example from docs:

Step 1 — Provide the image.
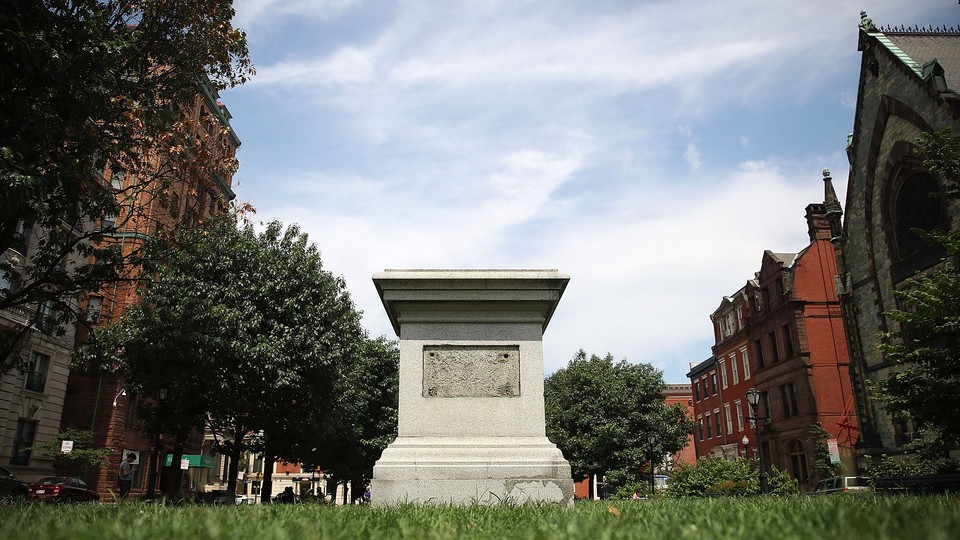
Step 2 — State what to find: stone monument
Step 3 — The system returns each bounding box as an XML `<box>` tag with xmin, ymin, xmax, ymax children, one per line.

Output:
<box><xmin>370</xmin><ymin>269</ymin><xmax>574</xmax><ymax>506</ymax></box>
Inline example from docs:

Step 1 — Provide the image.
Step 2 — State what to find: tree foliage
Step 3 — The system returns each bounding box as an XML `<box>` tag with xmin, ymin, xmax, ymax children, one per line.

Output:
<box><xmin>544</xmin><ymin>350</ymin><xmax>693</xmax><ymax>492</ymax></box>
<box><xmin>82</xmin><ymin>212</ymin><xmax>366</xmax><ymax>498</ymax></box>
<box><xmin>873</xmin><ymin>128</ymin><xmax>960</xmax><ymax>449</ymax></box>
<box><xmin>25</xmin><ymin>428</ymin><xmax>113</xmax><ymax>478</ymax></box>
<box><xmin>666</xmin><ymin>457</ymin><xmax>798</xmax><ymax>497</ymax></box>
<box><xmin>0</xmin><ymin>0</ymin><xmax>252</xmax><ymax>374</ymax></box>
<box><xmin>809</xmin><ymin>424</ymin><xmax>839</xmax><ymax>481</ymax></box>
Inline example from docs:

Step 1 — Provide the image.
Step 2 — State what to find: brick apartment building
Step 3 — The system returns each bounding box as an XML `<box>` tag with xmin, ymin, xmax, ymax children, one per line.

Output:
<box><xmin>59</xmin><ymin>81</ymin><xmax>241</xmax><ymax>497</ymax></box>
<box><xmin>690</xmin><ymin>196</ymin><xmax>859</xmax><ymax>490</ymax></box>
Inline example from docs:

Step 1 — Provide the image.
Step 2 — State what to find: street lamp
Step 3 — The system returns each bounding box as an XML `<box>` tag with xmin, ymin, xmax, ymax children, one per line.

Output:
<box><xmin>647</xmin><ymin>433</ymin><xmax>657</xmax><ymax>496</ymax></box>
<box><xmin>741</xmin><ymin>435</ymin><xmax>750</xmax><ymax>459</ymax></box>
<box><xmin>146</xmin><ymin>386</ymin><xmax>169</xmax><ymax>499</ymax></box>
<box><xmin>745</xmin><ymin>388</ymin><xmax>771</xmax><ymax>494</ymax></box>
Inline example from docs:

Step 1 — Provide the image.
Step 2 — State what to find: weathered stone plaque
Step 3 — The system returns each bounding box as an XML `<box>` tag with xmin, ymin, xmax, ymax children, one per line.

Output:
<box><xmin>423</xmin><ymin>346</ymin><xmax>520</xmax><ymax>398</ymax></box>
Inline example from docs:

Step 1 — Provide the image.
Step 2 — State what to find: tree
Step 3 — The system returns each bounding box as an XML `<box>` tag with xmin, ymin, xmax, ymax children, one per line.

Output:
<box><xmin>0</xmin><ymin>0</ymin><xmax>252</xmax><ymax>374</ymax></box>
<box><xmin>873</xmin><ymin>128</ymin><xmax>960</xmax><ymax>450</ymax></box>
<box><xmin>316</xmin><ymin>336</ymin><xmax>399</xmax><ymax>503</ymax></box>
<box><xmin>25</xmin><ymin>428</ymin><xmax>113</xmax><ymax>478</ymax></box>
<box><xmin>809</xmin><ymin>424</ymin><xmax>839</xmax><ymax>482</ymax></box>
<box><xmin>83</xmin><ymin>213</ymin><xmax>366</xmax><ymax>499</ymax></box>
<box><xmin>544</xmin><ymin>350</ymin><xmax>693</xmax><ymax>494</ymax></box>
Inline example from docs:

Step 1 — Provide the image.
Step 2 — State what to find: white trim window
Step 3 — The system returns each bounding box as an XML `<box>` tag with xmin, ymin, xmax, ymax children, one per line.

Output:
<box><xmin>724</xmin><ymin>403</ymin><xmax>733</xmax><ymax>435</ymax></box>
<box><xmin>735</xmin><ymin>400</ymin><xmax>744</xmax><ymax>432</ymax></box>
<box><xmin>741</xmin><ymin>347</ymin><xmax>751</xmax><ymax>380</ymax></box>
<box><xmin>719</xmin><ymin>359</ymin><xmax>728</xmax><ymax>389</ymax></box>
<box><xmin>730</xmin><ymin>352</ymin><xmax>739</xmax><ymax>384</ymax></box>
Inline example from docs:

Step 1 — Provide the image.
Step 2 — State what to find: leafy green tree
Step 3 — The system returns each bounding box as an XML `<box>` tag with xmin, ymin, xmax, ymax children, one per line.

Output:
<box><xmin>544</xmin><ymin>350</ymin><xmax>693</xmax><ymax>494</ymax></box>
<box><xmin>316</xmin><ymin>336</ymin><xmax>399</xmax><ymax>502</ymax></box>
<box><xmin>873</xmin><ymin>128</ymin><xmax>960</xmax><ymax>450</ymax></box>
<box><xmin>83</xmin><ymin>213</ymin><xmax>365</xmax><ymax>499</ymax></box>
<box><xmin>810</xmin><ymin>424</ymin><xmax>839</xmax><ymax>482</ymax></box>
<box><xmin>25</xmin><ymin>428</ymin><xmax>113</xmax><ymax>478</ymax></box>
<box><xmin>0</xmin><ymin>0</ymin><xmax>252</xmax><ymax>374</ymax></box>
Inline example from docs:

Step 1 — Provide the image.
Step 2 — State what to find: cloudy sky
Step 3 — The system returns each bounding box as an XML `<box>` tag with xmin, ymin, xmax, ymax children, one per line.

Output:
<box><xmin>222</xmin><ymin>0</ymin><xmax>956</xmax><ymax>383</ymax></box>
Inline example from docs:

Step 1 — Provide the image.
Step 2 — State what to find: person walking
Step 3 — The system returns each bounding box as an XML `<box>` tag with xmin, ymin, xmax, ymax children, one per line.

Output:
<box><xmin>118</xmin><ymin>453</ymin><xmax>136</xmax><ymax>500</ymax></box>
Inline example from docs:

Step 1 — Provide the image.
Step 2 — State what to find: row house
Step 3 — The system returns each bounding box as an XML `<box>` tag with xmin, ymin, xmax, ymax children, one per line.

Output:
<box><xmin>687</xmin><ymin>285</ymin><xmax>755</xmax><ymax>462</ymax></box>
<box><xmin>689</xmin><ymin>196</ymin><xmax>859</xmax><ymax>490</ymax></box>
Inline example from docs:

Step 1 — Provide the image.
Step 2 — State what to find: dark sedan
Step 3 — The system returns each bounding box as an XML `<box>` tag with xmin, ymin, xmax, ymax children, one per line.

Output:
<box><xmin>27</xmin><ymin>477</ymin><xmax>99</xmax><ymax>504</ymax></box>
<box><xmin>0</xmin><ymin>465</ymin><xmax>28</xmax><ymax>499</ymax></box>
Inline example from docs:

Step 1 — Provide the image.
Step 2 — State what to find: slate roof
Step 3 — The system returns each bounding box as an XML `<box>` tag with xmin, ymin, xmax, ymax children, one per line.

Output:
<box><xmin>883</xmin><ymin>32</ymin><xmax>960</xmax><ymax>90</ymax></box>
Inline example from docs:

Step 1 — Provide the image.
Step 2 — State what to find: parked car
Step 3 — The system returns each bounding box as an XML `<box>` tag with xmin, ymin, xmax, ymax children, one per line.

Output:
<box><xmin>0</xmin><ymin>465</ymin><xmax>28</xmax><ymax>499</ymax></box>
<box><xmin>27</xmin><ymin>477</ymin><xmax>99</xmax><ymax>504</ymax></box>
<box><xmin>809</xmin><ymin>476</ymin><xmax>872</xmax><ymax>496</ymax></box>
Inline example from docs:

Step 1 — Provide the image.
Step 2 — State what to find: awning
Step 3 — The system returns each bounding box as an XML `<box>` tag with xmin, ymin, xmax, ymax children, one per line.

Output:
<box><xmin>163</xmin><ymin>454</ymin><xmax>215</xmax><ymax>468</ymax></box>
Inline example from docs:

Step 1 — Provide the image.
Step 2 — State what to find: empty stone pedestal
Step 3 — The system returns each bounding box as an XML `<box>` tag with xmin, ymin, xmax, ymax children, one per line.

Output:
<box><xmin>370</xmin><ymin>269</ymin><xmax>574</xmax><ymax>506</ymax></box>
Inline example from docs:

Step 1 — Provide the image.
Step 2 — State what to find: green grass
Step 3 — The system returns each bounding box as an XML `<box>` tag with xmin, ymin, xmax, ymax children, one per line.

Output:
<box><xmin>1</xmin><ymin>496</ymin><xmax>958</xmax><ymax>540</ymax></box>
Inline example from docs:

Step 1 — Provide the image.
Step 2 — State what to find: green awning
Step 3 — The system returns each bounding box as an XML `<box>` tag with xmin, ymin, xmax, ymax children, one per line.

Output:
<box><xmin>163</xmin><ymin>454</ymin><xmax>214</xmax><ymax>468</ymax></box>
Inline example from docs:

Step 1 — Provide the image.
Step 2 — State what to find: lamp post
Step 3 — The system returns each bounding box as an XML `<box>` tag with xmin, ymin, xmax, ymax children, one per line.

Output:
<box><xmin>647</xmin><ymin>433</ymin><xmax>657</xmax><ymax>496</ymax></box>
<box><xmin>745</xmin><ymin>388</ymin><xmax>770</xmax><ymax>495</ymax></box>
<box><xmin>146</xmin><ymin>386</ymin><xmax>169</xmax><ymax>499</ymax></box>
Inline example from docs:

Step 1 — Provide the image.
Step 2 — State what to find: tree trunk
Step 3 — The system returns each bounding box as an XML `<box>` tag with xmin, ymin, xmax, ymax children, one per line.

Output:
<box><xmin>261</xmin><ymin>448</ymin><xmax>276</xmax><ymax>504</ymax></box>
<box><xmin>162</xmin><ymin>425</ymin><xmax>189</xmax><ymax>500</ymax></box>
<box><xmin>225</xmin><ymin>429</ymin><xmax>244</xmax><ymax>501</ymax></box>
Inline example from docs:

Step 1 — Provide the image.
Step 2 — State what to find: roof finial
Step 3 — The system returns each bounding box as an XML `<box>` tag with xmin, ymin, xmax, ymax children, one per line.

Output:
<box><xmin>860</xmin><ymin>11</ymin><xmax>876</xmax><ymax>31</ymax></box>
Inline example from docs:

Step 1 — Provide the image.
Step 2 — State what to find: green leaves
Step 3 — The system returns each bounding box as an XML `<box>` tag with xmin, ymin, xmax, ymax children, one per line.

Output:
<box><xmin>545</xmin><ymin>350</ymin><xmax>694</xmax><ymax>492</ymax></box>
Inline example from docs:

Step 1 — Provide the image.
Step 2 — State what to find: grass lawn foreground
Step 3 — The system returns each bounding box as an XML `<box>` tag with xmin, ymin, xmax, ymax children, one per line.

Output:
<box><xmin>1</xmin><ymin>496</ymin><xmax>958</xmax><ymax>540</ymax></box>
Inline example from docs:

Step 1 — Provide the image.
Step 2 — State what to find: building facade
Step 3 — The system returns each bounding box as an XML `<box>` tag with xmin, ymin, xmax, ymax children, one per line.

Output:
<box><xmin>688</xmin><ymin>287</ymin><xmax>757</xmax><ymax>462</ymax></box>
<box><xmin>59</xmin><ymin>82</ymin><xmax>241</xmax><ymax>497</ymax></box>
<box><xmin>692</xmin><ymin>199</ymin><xmax>859</xmax><ymax>490</ymax></box>
<box><xmin>834</xmin><ymin>14</ymin><xmax>960</xmax><ymax>463</ymax></box>
<box><xmin>0</xmin><ymin>227</ymin><xmax>80</xmax><ymax>482</ymax></box>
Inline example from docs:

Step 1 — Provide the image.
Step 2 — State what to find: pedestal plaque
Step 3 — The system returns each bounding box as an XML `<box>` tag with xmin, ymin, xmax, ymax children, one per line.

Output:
<box><xmin>370</xmin><ymin>269</ymin><xmax>574</xmax><ymax>506</ymax></box>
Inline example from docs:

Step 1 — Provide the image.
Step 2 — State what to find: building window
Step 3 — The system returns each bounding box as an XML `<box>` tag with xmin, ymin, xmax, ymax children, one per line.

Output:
<box><xmin>731</xmin><ymin>353</ymin><xmax>740</xmax><ymax>384</ymax></box>
<box><xmin>781</xmin><ymin>383</ymin><xmax>800</xmax><ymax>418</ymax></box>
<box><xmin>719</xmin><ymin>360</ymin><xmax>728</xmax><ymax>389</ymax></box>
<box><xmin>741</xmin><ymin>347</ymin><xmax>751</xmax><ymax>379</ymax></box>
<box><xmin>24</xmin><ymin>351</ymin><xmax>50</xmax><ymax>393</ymax></box>
<box><xmin>724</xmin><ymin>403</ymin><xmax>733</xmax><ymax>434</ymax></box>
<box><xmin>736</xmin><ymin>306</ymin><xmax>744</xmax><ymax>330</ymax></box>
<box><xmin>693</xmin><ymin>381</ymin><xmax>700</xmax><ymax>401</ymax></box>
<box><xmin>706</xmin><ymin>414</ymin><xmax>712</xmax><ymax>438</ymax></box>
<box><xmin>754</xmin><ymin>290</ymin><xmax>764</xmax><ymax>312</ymax></box>
<box><xmin>110</xmin><ymin>169</ymin><xmax>126</xmax><ymax>190</ymax></box>
<box><xmin>10</xmin><ymin>419</ymin><xmax>37</xmax><ymax>466</ymax></box>
<box><xmin>782</xmin><ymin>323</ymin><xmax>794</xmax><ymax>358</ymax></box>
<box><xmin>711</xmin><ymin>373</ymin><xmax>718</xmax><ymax>395</ymax></box>
<box><xmin>697</xmin><ymin>417</ymin><xmax>704</xmax><ymax>441</ymax></box>
<box><xmin>768</xmin><ymin>332</ymin><xmax>780</xmax><ymax>363</ymax></box>
<box><xmin>788</xmin><ymin>440</ymin><xmax>809</xmax><ymax>483</ymax></box>
<box><xmin>735</xmin><ymin>400</ymin><xmax>744</xmax><ymax>432</ymax></box>
<box><xmin>87</xmin><ymin>296</ymin><xmax>103</xmax><ymax>323</ymax></box>
<box><xmin>715</xmin><ymin>410</ymin><xmax>723</xmax><ymax>437</ymax></box>
<box><xmin>35</xmin><ymin>301</ymin><xmax>57</xmax><ymax>334</ymax></box>
<box><xmin>0</xmin><ymin>268</ymin><xmax>21</xmax><ymax>297</ymax></box>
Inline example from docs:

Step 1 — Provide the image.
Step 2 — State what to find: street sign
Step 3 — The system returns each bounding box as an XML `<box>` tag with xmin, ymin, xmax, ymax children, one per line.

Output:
<box><xmin>180</xmin><ymin>458</ymin><xmax>190</xmax><ymax>470</ymax></box>
<box><xmin>61</xmin><ymin>440</ymin><xmax>74</xmax><ymax>454</ymax></box>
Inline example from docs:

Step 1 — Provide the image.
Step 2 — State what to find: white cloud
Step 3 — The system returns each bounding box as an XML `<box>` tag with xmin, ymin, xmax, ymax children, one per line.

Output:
<box><xmin>685</xmin><ymin>142</ymin><xmax>702</xmax><ymax>172</ymax></box>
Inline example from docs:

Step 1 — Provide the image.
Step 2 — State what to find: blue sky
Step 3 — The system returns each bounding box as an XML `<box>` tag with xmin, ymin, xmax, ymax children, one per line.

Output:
<box><xmin>222</xmin><ymin>0</ymin><xmax>957</xmax><ymax>383</ymax></box>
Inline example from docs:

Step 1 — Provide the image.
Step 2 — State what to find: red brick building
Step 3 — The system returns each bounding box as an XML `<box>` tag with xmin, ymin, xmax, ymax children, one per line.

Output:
<box><xmin>691</xmin><ymin>195</ymin><xmax>859</xmax><ymax>490</ymax></box>
<box><xmin>688</xmin><ymin>286</ymin><xmax>757</xmax><ymax>461</ymax></box>
<box><xmin>59</xmin><ymin>82</ymin><xmax>241</xmax><ymax>497</ymax></box>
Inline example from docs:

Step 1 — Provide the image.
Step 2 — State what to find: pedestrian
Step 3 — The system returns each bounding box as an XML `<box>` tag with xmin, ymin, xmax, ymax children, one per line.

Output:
<box><xmin>118</xmin><ymin>452</ymin><xmax>136</xmax><ymax>500</ymax></box>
